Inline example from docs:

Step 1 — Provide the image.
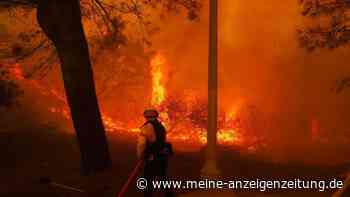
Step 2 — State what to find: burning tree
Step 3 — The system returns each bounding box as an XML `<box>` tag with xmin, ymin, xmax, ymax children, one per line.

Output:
<box><xmin>298</xmin><ymin>0</ymin><xmax>350</xmax><ymax>93</ymax></box>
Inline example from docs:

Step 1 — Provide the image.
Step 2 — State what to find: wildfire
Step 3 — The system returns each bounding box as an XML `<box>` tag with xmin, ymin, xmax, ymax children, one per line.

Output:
<box><xmin>147</xmin><ymin>53</ymin><xmax>243</xmax><ymax>146</ymax></box>
<box><xmin>150</xmin><ymin>53</ymin><xmax>166</xmax><ymax>106</ymax></box>
<box><xmin>218</xmin><ymin>128</ymin><xmax>241</xmax><ymax>145</ymax></box>
<box><xmin>14</xmin><ymin>52</ymin><xmax>244</xmax><ymax>149</ymax></box>
<box><xmin>109</xmin><ymin>53</ymin><xmax>243</xmax><ymax>147</ymax></box>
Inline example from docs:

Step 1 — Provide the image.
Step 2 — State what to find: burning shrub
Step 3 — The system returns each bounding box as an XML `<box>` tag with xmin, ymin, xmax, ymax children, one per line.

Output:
<box><xmin>158</xmin><ymin>92</ymin><xmax>246</xmax><ymax>146</ymax></box>
<box><xmin>188</xmin><ymin>100</ymin><xmax>207</xmax><ymax>130</ymax></box>
<box><xmin>159</xmin><ymin>94</ymin><xmax>208</xmax><ymax>132</ymax></box>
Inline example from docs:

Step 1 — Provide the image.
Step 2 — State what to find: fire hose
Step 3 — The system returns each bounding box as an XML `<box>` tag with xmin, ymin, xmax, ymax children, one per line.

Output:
<box><xmin>117</xmin><ymin>144</ymin><xmax>172</xmax><ymax>197</ymax></box>
<box><xmin>38</xmin><ymin>158</ymin><xmax>144</xmax><ymax>196</ymax></box>
<box><xmin>116</xmin><ymin>158</ymin><xmax>144</xmax><ymax>197</ymax></box>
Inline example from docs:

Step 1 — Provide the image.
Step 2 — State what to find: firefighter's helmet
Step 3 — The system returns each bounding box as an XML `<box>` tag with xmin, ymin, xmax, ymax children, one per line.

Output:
<box><xmin>143</xmin><ymin>109</ymin><xmax>159</xmax><ymax>118</ymax></box>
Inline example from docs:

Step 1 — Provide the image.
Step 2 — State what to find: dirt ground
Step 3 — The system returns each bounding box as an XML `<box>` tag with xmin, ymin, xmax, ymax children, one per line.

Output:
<box><xmin>1</xmin><ymin>123</ymin><xmax>349</xmax><ymax>197</ymax></box>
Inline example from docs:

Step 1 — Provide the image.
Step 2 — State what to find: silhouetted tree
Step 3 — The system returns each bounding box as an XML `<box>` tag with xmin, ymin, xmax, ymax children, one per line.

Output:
<box><xmin>299</xmin><ymin>0</ymin><xmax>350</xmax><ymax>93</ymax></box>
<box><xmin>36</xmin><ymin>0</ymin><xmax>112</xmax><ymax>175</ymax></box>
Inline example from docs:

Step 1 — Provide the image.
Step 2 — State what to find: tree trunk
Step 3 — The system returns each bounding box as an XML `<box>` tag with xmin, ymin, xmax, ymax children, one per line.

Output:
<box><xmin>36</xmin><ymin>0</ymin><xmax>111</xmax><ymax>175</ymax></box>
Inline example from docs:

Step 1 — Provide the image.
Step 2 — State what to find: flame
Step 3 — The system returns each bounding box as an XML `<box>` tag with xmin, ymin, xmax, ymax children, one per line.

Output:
<box><xmin>218</xmin><ymin>129</ymin><xmax>241</xmax><ymax>145</ymax></box>
<box><xmin>18</xmin><ymin>52</ymin><xmax>246</xmax><ymax>149</ymax></box>
<box><xmin>150</xmin><ymin>53</ymin><xmax>166</xmax><ymax>106</ymax></box>
<box><xmin>113</xmin><ymin>53</ymin><xmax>243</xmax><ymax>147</ymax></box>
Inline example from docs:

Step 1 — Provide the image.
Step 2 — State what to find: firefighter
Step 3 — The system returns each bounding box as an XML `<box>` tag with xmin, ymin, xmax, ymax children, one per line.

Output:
<box><xmin>137</xmin><ymin>109</ymin><xmax>174</xmax><ymax>197</ymax></box>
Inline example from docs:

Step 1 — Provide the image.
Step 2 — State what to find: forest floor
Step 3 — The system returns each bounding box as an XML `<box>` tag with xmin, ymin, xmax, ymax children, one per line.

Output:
<box><xmin>1</xmin><ymin>121</ymin><xmax>350</xmax><ymax>197</ymax></box>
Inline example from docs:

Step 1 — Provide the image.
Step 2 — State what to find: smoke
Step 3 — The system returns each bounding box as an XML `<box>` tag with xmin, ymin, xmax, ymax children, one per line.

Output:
<box><xmin>149</xmin><ymin>0</ymin><xmax>350</xmax><ymax>164</ymax></box>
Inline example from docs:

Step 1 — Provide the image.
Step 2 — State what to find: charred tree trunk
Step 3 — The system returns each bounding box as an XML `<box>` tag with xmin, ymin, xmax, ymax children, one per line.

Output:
<box><xmin>36</xmin><ymin>0</ymin><xmax>111</xmax><ymax>175</ymax></box>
